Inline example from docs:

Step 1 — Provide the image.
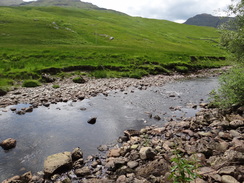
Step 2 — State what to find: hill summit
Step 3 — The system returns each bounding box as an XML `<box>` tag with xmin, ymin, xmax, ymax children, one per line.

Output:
<box><xmin>0</xmin><ymin>0</ymin><xmax>24</xmax><ymax>6</ymax></box>
<box><xmin>22</xmin><ymin>0</ymin><xmax>101</xmax><ymax>9</ymax></box>
<box><xmin>184</xmin><ymin>13</ymin><xmax>234</xmax><ymax>28</ymax></box>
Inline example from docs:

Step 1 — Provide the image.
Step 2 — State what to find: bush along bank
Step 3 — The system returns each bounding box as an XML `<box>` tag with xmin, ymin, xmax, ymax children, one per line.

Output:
<box><xmin>2</xmin><ymin>105</ymin><xmax>243</xmax><ymax>183</ymax></box>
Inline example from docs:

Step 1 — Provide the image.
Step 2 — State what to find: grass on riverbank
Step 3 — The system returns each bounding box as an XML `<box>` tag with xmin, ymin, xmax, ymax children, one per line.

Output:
<box><xmin>0</xmin><ymin>6</ymin><xmax>230</xmax><ymax>89</ymax></box>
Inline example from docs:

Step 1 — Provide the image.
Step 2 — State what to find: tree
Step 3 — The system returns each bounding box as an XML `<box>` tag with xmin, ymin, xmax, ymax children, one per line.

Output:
<box><xmin>215</xmin><ymin>0</ymin><xmax>244</xmax><ymax>108</ymax></box>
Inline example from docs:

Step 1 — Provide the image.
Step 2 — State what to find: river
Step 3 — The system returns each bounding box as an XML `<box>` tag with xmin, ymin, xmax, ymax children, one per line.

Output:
<box><xmin>0</xmin><ymin>77</ymin><xmax>219</xmax><ymax>181</ymax></box>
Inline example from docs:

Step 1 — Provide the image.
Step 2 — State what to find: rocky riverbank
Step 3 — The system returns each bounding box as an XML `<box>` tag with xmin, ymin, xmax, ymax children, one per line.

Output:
<box><xmin>0</xmin><ymin>67</ymin><xmax>229</xmax><ymax>111</ymax></box>
<box><xmin>2</xmin><ymin>105</ymin><xmax>243</xmax><ymax>183</ymax></box>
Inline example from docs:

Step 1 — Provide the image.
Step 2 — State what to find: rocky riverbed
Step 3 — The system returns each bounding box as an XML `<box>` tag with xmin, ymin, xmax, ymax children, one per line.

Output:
<box><xmin>2</xmin><ymin>66</ymin><xmax>243</xmax><ymax>183</ymax></box>
<box><xmin>0</xmin><ymin>67</ymin><xmax>229</xmax><ymax>111</ymax></box>
<box><xmin>2</xmin><ymin>105</ymin><xmax>243</xmax><ymax>183</ymax></box>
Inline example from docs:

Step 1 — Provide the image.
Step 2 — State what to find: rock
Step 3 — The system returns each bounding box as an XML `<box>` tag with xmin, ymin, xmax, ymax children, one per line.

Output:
<box><xmin>218</xmin><ymin>166</ymin><xmax>236</xmax><ymax>175</ymax></box>
<box><xmin>97</xmin><ymin>144</ymin><xmax>108</xmax><ymax>152</ymax></box>
<box><xmin>71</xmin><ymin>147</ymin><xmax>83</xmax><ymax>161</ymax></box>
<box><xmin>127</xmin><ymin>161</ymin><xmax>139</xmax><ymax>169</ymax></box>
<box><xmin>87</xmin><ymin>117</ymin><xmax>97</xmax><ymax>124</ymax></box>
<box><xmin>105</xmin><ymin>157</ymin><xmax>127</xmax><ymax>171</ymax></box>
<box><xmin>124</xmin><ymin>129</ymin><xmax>140</xmax><ymax>139</ymax></box>
<box><xmin>73</xmin><ymin>158</ymin><xmax>84</xmax><ymax>169</ymax></box>
<box><xmin>136</xmin><ymin>159</ymin><xmax>169</xmax><ymax>178</ymax></box>
<box><xmin>21</xmin><ymin>171</ymin><xmax>32</xmax><ymax>182</ymax></box>
<box><xmin>191</xmin><ymin>178</ymin><xmax>208</xmax><ymax>183</ymax></box>
<box><xmin>43</xmin><ymin>152</ymin><xmax>72</xmax><ymax>177</ymax></box>
<box><xmin>25</xmin><ymin>106</ymin><xmax>33</xmax><ymax>113</ymax></box>
<box><xmin>221</xmin><ymin>175</ymin><xmax>240</xmax><ymax>183</ymax></box>
<box><xmin>0</xmin><ymin>138</ymin><xmax>17</xmax><ymax>150</ymax></box>
<box><xmin>116</xmin><ymin>175</ymin><xmax>127</xmax><ymax>183</ymax></box>
<box><xmin>2</xmin><ymin>175</ymin><xmax>21</xmax><ymax>183</ymax></box>
<box><xmin>74</xmin><ymin>166</ymin><xmax>91</xmax><ymax>177</ymax></box>
<box><xmin>153</xmin><ymin>115</ymin><xmax>161</xmax><ymax>120</ymax></box>
<box><xmin>108</xmin><ymin>148</ymin><xmax>121</xmax><ymax>157</ymax></box>
<box><xmin>139</xmin><ymin>147</ymin><xmax>156</xmax><ymax>160</ymax></box>
<box><xmin>230</xmin><ymin>120</ymin><xmax>244</xmax><ymax>128</ymax></box>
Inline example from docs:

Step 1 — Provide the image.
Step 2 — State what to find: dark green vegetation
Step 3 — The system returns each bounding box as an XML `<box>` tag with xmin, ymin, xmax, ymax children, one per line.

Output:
<box><xmin>211</xmin><ymin>0</ymin><xmax>244</xmax><ymax>109</ymax></box>
<box><xmin>22</xmin><ymin>79</ymin><xmax>41</xmax><ymax>87</ymax></box>
<box><xmin>0</xmin><ymin>5</ymin><xmax>229</xmax><ymax>90</ymax></box>
<box><xmin>184</xmin><ymin>14</ymin><xmax>235</xmax><ymax>28</ymax></box>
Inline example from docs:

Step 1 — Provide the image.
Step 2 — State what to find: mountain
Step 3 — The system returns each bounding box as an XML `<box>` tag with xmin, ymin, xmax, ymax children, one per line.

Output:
<box><xmin>0</xmin><ymin>6</ymin><xmax>228</xmax><ymax>87</ymax></box>
<box><xmin>184</xmin><ymin>14</ymin><xmax>234</xmax><ymax>28</ymax></box>
<box><xmin>0</xmin><ymin>0</ymin><xmax>24</xmax><ymax>6</ymax></box>
<box><xmin>21</xmin><ymin>0</ymin><xmax>103</xmax><ymax>9</ymax></box>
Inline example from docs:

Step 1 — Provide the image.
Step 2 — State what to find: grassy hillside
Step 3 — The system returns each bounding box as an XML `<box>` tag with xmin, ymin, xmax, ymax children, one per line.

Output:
<box><xmin>0</xmin><ymin>6</ymin><xmax>229</xmax><ymax>89</ymax></box>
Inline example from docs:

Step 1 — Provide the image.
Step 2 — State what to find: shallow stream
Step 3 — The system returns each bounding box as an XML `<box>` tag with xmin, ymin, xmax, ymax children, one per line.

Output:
<box><xmin>0</xmin><ymin>77</ymin><xmax>219</xmax><ymax>181</ymax></box>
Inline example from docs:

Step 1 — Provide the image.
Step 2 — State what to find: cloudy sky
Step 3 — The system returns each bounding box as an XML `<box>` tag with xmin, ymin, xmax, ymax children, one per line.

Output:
<box><xmin>24</xmin><ymin>0</ymin><xmax>232</xmax><ymax>23</ymax></box>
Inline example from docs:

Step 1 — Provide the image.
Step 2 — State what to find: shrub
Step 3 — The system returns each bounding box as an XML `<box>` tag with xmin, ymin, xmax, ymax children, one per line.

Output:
<box><xmin>22</xmin><ymin>80</ymin><xmax>41</xmax><ymax>87</ymax></box>
<box><xmin>72</xmin><ymin>76</ymin><xmax>86</xmax><ymax>83</ymax></box>
<box><xmin>211</xmin><ymin>66</ymin><xmax>244</xmax><ymax>108</ymax></box>
<box><xmin>175</xmin><ymin>66</ymin><xmax>189</xmax><ymax>73</ymax></box>
<box><xmin>169</xmin><ymin>151</ymin><xmax>199</xmax><ymax>183</ymax></box>
<box><xmin>91</xmin><ymin>70</ymin><xmax>107</xmax><ymax>78</ymax></box>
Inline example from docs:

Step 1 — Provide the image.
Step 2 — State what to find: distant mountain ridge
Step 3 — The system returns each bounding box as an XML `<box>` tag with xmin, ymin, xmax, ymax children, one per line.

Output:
<box><xmin>21</xmin><ymin>0</ymin><xmax>101</xmax><ymax>9</ymax></box>
<box><xmin>0</xmin><ymin>0</ymin><xmax>24</xmax><ymax>6</ymax></box>
<box><xmin>184</xmin><ymin>14</ymin><xmax>234</xmax><ymax>28</ymax></box>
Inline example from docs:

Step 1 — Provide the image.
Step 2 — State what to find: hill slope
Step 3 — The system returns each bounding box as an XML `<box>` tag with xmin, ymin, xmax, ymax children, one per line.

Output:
<box><xmin>184</xmin><ymin>14</ymin><xmax>234</xmax><ymax>28</ymax></box>
<box><xmin>0</xmin><ymin>6</ymin><xmax>229</xmax><ymax>88</ymax></box>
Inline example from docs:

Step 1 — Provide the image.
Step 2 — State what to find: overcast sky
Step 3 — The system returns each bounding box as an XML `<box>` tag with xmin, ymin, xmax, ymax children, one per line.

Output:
<box><xmin>24</xmin><ymin>0</ymin><xmax>232</xmax><ymax>23</ymax></box>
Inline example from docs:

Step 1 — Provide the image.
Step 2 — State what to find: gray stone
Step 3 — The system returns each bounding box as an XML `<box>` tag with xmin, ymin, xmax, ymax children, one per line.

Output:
<box><xmin>44</xmin><ymin>152</ymin><xmax>72</xmax><ymax>177</ymax></box>
<box><xmin>221</xmin><ymin>175</ymin><xmax>240</xmax><ymax>183</ymax></box>
<box><xmin>127</xmin><ymin>161</ymin><xmax>139</xmax><ymax>169</ymax></box>
<box><xmin>218</xmin><ymin>166</ymin><xmax>236</xmax><ymax>175</ymax></box>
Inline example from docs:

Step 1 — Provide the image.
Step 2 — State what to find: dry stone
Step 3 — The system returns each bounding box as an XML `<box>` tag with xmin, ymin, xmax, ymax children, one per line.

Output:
<box><xmin>44</xmin><ymin>152</ymin><xmax>72</xmax><ymax>177</ymax></box>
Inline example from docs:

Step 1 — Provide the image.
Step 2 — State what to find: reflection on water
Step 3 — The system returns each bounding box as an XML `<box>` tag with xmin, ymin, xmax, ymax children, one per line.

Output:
<box><xmin>0</xmin><ymin>77</ymin><xmax>218</xmax><ymax>181</ymax></box>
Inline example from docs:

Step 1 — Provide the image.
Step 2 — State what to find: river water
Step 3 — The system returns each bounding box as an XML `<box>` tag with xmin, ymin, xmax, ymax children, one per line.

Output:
<box><xmin>0</xmin><ymin>77</ymin><xmax>219</xmax><ymax>181</ymax></box>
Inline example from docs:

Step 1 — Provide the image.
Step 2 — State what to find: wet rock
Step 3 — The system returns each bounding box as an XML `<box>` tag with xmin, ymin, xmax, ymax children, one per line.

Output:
<box><xmin>2</xmin><ymin>175</ymin><xmax>21</xmax><ymax>183</ymax></box>
<box><xmin>74</xmin><ymin>166</ymin><xmax>91</xmax><ymax>177</ymax></box>
<box><xmin>221</xmin><ymin>175</ymin><xmax>240</xmax><ymax>183</ymax></box>
<box><xmin>139</xmin><ymin>147</ymin><xmax>156</xmax><ymax>160</ymax></box>
<box><xmin>124</xmin><ymin>129</ymin><xmax>140</xmax><ymax>139</ymax></box>
<box><xmin>87</xmin><ymin>117</ymin><xmax>97</xmax><ymax>124</ymax></box>
<box><xmin>43</xmin><ymin>152</ymin><xmax>72</xmax><ymax>178</ymax></box>
<box><xmin>0</xmin><ymin>138</ymin><xmax>17</xmax><ymax>150</ymax></box>
<box><xmin>71</xmin><ymin>147</ymin><xmax>83</xmax><ymax>161</ymax></box>
<box><xmin>98</xmin><ymin>144</ymin><xmax>109</xmax><ymax>152</ymax></box>
<box><xmin>153</xmin><ymin>115</ymin><xmax>161</xmax><ymax>120</ymax></box>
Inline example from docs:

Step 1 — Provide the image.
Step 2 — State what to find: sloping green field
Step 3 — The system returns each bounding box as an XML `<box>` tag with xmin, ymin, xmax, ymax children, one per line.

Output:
<box><xmin>0</xmin><ymin>6</ymin><xmax>229</xmax><ymax>88</ymax></box>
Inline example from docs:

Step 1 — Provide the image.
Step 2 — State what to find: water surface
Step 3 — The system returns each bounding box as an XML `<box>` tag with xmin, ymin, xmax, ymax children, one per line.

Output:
<box><xmin>0</xmin><ymin>77</ymin><xmax>218</xmax><ymax>181</ymax></box>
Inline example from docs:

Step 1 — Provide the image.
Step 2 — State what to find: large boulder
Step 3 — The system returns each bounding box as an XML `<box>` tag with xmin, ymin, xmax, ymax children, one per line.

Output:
<box><xmin>43</xmin><ymin>152</ymin><xmax>72</xmax><ymax>178</ymax></box>
<box><xmin>0</xmin><ymin>138</ymin><xmax>17</xmax><ymax>150</ymax></box>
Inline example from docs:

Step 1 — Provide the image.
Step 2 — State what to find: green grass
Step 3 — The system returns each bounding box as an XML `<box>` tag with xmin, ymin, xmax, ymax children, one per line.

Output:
<box><xmin>0</xmin><ymin>6</ymin><xmax>230</xmax><ymax>88</ymax></box>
